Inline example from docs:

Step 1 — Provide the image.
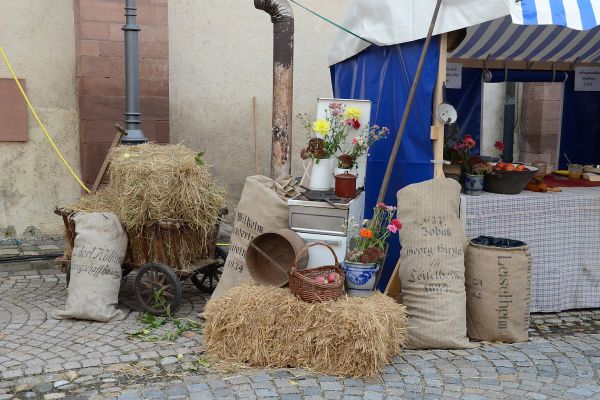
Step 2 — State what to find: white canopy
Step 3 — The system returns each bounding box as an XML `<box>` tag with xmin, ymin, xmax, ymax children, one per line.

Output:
<box><xmin>328</xmin><ymin>0</ymin><xmax>600</xmax><ymax>66</ymax></box>
<box><xmin>328</xmin><ymin>0</ymin><xmax>509</xmax><ymax>66</ymax></box>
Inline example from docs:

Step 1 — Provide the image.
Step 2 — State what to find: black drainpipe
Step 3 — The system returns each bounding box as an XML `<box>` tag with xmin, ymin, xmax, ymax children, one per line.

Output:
<box><xmin>254</xmin><ymin>0</ymin><xmax>294</xmax><ymax>180</ymax></box>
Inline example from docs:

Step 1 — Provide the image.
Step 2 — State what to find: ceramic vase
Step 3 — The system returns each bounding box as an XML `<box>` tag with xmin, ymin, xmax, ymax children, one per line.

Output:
<box><xmin>342</xmin><ymin>261</ymin><xmax>380</xmax><ymax>297</ymax></box>
<box><xmin>308</xmin><ymin>158</ymin><xmax>333</xmax><ymax>190</ymax></box>
<box><xmin>464</xmin><ymin>173</ymin><xmax>485</xmax><ymax>196</ymax></box>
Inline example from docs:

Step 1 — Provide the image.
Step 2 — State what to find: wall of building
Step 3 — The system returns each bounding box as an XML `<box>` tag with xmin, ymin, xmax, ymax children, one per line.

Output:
<box><xmin>519</xmin><ymin>82</ymin><xmax>563</xmax><ymax>169</ymax></box>
<box><xmin>0</xmin><ymin>0</ymin><xmax>80</xmax><ymax>236</ymax></box>
<box><xmin>169</xmin><ymin>0</ymin><xmax>349</xmax><ymax>208</ymax></box>
<box><xmin>75</xmin><ymin>0</ymin><xmax>170</xmax><ymax>185</ymax></box>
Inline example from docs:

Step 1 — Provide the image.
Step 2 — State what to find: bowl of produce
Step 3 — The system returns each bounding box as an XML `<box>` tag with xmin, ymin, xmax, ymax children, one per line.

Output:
<box><xmin>484</xmin><ymin>162</ymin><xmax>538</xmax><ymax>195</ymax></box>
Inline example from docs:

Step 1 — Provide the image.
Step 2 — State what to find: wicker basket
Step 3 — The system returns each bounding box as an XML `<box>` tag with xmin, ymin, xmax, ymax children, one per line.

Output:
<box><xmin>289</xmin><ymin>242</ymin><xmax>345</xmax><ymax>303</ymax></box>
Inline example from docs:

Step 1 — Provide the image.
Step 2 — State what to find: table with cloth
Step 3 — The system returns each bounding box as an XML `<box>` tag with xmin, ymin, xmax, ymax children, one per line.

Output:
<box><xmin>460</xmin><ymin>187</ymin><xmax>600</xmax><ymax>312</ymax></box>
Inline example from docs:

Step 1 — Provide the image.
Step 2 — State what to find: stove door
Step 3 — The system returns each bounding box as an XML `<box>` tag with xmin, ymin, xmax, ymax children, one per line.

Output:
<box><xmin>296</xmin><ymin>232</ymin><xmax>348</xmax><ymax>269</ymax></box>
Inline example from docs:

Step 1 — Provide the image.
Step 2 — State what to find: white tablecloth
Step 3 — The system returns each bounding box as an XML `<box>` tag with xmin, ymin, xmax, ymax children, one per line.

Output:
<box><xmin>460</xmin><ymin>188</ymin><xmax>600</xmax><ymax>312</ymax></box>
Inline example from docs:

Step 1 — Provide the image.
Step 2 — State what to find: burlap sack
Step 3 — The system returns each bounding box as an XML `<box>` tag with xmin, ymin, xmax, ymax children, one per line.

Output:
<box><xmin>55</xmin><ymin>212</ymin><xmax>127</xmax><ymax>322</ymax></box>
<box><xmin>397</xmin><ymin>178</ymin><xmax>473</xmax><ymax>349</ymax></box>
<box><xmin>466</xmin><ymin>236</ymin><xmax>532</xmax><ymax>343</ymax></box>
<box><xmin>211</xmin><ymin>176</ymin><xmax>297</xmax><ymax>300</ymax></box>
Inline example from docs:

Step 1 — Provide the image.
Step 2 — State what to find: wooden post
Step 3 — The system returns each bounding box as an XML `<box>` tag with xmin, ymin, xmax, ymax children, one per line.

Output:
<box><xmin>431</xmin><ymin>33</ymin><xmax>448</xmax><ymax>177</ymax></box>
<box><xmin>385</xmin><ymin>33</ymin><xmax>449</xmax><ymax>300</ymax></box>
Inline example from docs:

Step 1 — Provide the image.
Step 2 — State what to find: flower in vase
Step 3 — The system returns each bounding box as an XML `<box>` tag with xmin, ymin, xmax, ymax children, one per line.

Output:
<box><xmin>345</xmin><ymin>107</ymin><xmax>362</xmax><ymax>120</ymax></box>
<box><xmin>359</xmin><ymin>228</ymin><xmax>373</xmax><ymax>239</ymax></box>
<box><xmin>387</xmin><ymin>224</ymin><xmax>398</xmax><ymax>234</ymax></box>
<box><xmin>312</xmin><ymin>119</ymin><xmax>331</xmax><ymax>136</ymax></box>
<box><xmin>391</xmin><ymin>219</ymin><xmax>403</xmax><ymax>230</ymax></box>
<box><xmin>494</xmin><ymin>140</ymin><xmax>505</xmax><ymax>152</ymax></box>
<box><xmin>346</xmin><ymin>119</ymin><xmax>361</xmax><ymax>129</ymax></box>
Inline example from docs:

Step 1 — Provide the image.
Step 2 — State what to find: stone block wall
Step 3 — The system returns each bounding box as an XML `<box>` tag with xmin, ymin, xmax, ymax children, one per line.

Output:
<box><xmin>75</xmin><ymin>0</ymin><xmax>169</xmax><ymax>185</ymax></box>
<box><xmin>519</xmin><ymin>82</ymin><xmax>563</xmax><ymax>169</ymax></box>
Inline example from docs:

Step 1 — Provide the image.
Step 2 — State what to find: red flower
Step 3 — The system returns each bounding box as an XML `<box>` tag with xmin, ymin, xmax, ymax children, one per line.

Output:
<box><xmin>346</xmin><ymin>119</ymin><xmax>361</xmax><ymax>130</ymax></box>
<box><xmin>462</xmin><ymin>135</ymin><xmax>476</xmax><ymax>149</ymax></box>
<box><xmin>494</xmin><ymin>141</ymin><xmax>505</xmax><ymax>151</ymax></box>
<box><xmin>391</xmin><ymin>219</ymin><xmax>402</xmax><ymax>230</ymax></box>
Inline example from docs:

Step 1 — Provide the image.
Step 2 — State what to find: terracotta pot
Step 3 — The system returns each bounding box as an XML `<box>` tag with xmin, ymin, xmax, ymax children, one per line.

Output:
<box><xmin>334</xmin><ymin>172</ymin><xmax>357</xmax><ymax>198</ymax></box>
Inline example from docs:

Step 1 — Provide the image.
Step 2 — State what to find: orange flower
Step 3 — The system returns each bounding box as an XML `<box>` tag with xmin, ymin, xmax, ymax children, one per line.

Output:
<box><xmin>359</xmin><ymin>228</ymin><xmax>373</xmax><ymax>239</ymax></box>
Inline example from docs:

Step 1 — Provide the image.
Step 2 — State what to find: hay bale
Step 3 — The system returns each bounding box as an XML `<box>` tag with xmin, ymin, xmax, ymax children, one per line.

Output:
<box><xmin>204</xmin><ymin>284</ymin><xmax>407</xmax><ymax>377</ymax></box>
<box><xmin>67</xmin><ymin>144</ymin><xmax>225</xmax><ymax>269</ymax></box>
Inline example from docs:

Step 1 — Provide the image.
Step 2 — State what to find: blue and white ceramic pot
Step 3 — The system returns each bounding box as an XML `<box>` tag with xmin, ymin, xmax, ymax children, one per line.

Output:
<box><xmin>463</xmin><ymin>173</ymin><xmax>485</xmax><ymax>196</ymax></box>
<box><xmin>342</xmin><ymin>261</ymin><xmax>380</xmax><ymax>297</ymax></box>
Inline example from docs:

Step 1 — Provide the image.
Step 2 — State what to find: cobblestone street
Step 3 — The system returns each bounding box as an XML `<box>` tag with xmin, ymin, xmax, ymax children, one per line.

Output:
<box><xmin>1</xmin><ymin>258</ymin><xmax>600</xmax><ymax>400</ymax></box>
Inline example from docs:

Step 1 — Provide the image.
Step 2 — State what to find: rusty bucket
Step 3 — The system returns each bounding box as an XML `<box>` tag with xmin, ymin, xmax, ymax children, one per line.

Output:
<box><xmin>246</xmin><ymin>229</ymin><xmax>308</xmax><ymax>287</ymax></box>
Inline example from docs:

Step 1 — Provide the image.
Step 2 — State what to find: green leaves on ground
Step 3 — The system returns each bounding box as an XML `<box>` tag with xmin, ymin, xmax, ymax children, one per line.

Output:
<box><xmin>128</xmin><ymin>313</ymin><xmax>201</xmax><ymax>342</ymax></box>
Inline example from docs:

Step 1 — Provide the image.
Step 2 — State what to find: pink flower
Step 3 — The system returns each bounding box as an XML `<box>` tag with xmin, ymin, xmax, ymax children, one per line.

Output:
<box><xmin>387</xmin><ymin>224</ymin><xmax>398</xmax><ymax>234</ymax></box>
<box><xmin>345</xmin><ymin>119</ymin><xmax>361</xmax><ymax>129</ymax></box>
<box><xmin>376</xmin><ymin>202</ymin><xmax>386</xmax><ymax>208</ymax></box>
<box><xmin>352</xmin><ymin>137</ymin><xmax>358</xmax><ymax>145</ymax></box>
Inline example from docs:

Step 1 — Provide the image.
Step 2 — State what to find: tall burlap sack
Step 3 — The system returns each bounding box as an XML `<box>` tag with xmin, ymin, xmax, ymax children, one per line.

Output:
<box><xmin>397</xmin><ymin>178</ymin><xmax>473</xmax><ymax>349</ymax></box>
<box><xmin>55</xmin><ymin>212</ymin><xmax>127</xmax><ymax>322</ymax></box>
<box><xmin>466</xmin><ymin>236</ymin><xmax>532</xmax><ymax>343</ymax></box>
<box><xmin>211</xmin><ymin>176</ymin><xmax>297</xmax><ymax>300</ymax></box>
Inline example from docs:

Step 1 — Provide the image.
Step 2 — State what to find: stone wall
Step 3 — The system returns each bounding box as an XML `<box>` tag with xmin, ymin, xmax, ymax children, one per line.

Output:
<box><xmin>0</xmin><ymin>0</ymin><xmax>80</xmax><ymax>236</ymax></box>
<box><xmin>519</xmin><ymin>82</ymin><xmax>563</xmax><ymax>169</ymax></box>
<box><xmin>169</xmin><ymin>0</ymin><xmax>350</xmax><ymax>209</ymax></box>
<box><xmin>75</xmin><ymin>0</ymin><xmax>170</xmax><ymax>185</ymax></box>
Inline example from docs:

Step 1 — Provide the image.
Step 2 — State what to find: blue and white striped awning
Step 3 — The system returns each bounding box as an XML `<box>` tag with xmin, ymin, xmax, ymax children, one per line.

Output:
<box><xmin>450</xmin><ymin>16</ymin><xmax>600</xmax><ymax>66</ymax></box>
<box><xmin>507</xmin><ymin>0</ymin><xmax>600</xmax><ymax>30</ymax></box>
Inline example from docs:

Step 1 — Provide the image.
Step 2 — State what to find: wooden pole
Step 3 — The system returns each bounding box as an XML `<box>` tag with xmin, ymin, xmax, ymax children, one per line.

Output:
<box><xmin>376</xmin><ymin>0</ymin><xmax>443</xmax><ymax>204</ymax></box>
<box><xmin>431</xmin><ymin>33</ymin><xmax>448</xmax><ymax>177</ymax></box>
<box><xmin>253</xmin><ymin>96</ymin><xmax>259</xmax><ymax>175</ymax></box>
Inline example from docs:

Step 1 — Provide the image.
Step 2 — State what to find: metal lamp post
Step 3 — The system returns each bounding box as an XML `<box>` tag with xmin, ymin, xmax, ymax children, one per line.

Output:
<box><xmin>121</xmin><ymin>0</ymin><xmax>147</xmax><ymax>144</ymax></box>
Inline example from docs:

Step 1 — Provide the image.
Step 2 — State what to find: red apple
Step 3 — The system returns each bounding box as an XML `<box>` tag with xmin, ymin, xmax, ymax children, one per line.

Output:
<box><xmin>327</xmin><ymin>272</ymin><xmax>339</xmax><ymax>283</ymax></box>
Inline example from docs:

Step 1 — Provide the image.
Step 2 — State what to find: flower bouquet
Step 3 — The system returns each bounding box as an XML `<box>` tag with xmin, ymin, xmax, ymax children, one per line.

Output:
<box><xmin>343</xmin><ymin>203</ymin><xmax>402</xmax><ymax>296</ymax></box>
<box><xmin>298</xmin><ymin>103</ymin><xmax>356</xmax><ymax>190</ymax></box>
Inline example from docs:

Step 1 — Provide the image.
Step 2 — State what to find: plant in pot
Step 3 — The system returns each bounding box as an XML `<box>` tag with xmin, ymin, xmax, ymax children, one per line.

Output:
<box><xmin>298</xmin><ymin>104</ymin><xmax>350</xmax><ymax>190</ymax></box>
<box><xmin>451</xmin><ymin>135</ymin><xmax>492</xmax><ymax>195</ymax></box>
<box><xmin>343</xmin><ymin>203</ymin><xmax>401</xmax><ymax>296</ymax></box>
<box><xmin>337</xmin><ymin>124</ymin><xmax>390</xmax><ymax>173</ymax></box>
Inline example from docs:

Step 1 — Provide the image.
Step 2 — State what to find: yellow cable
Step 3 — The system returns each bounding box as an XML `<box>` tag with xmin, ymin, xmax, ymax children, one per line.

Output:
<box><xmin>0</xmin><ymin>46</ymin><xmax>91</xmax><ymax>193</ymax></box>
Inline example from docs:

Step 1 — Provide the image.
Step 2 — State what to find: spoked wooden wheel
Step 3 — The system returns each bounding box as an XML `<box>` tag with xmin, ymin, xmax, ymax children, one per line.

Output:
<box><xmin>134</xmin><ymin>263</ymin><xmax>181</xmax><ymax>316</ymax></box>
<box><xmin>190</xmin><ymin>263</ymin><xmax>223</xmax><ymax>294</ymax></box>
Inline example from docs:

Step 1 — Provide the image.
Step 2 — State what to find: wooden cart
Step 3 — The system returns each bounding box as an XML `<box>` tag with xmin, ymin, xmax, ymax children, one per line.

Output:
<box><xmin>55</xmin><ymin>208</ymin><xmax>228</xmax><ymax>316</ymax></box>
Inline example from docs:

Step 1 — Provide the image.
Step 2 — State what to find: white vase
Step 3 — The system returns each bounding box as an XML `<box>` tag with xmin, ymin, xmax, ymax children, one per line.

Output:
<box><xmin>355</xmin><ymin>154</ymin><xmax>367</xmax><ymax>189</ymax></box>
<box><xmin>308</xmin><ymin>158</ymin><xmax>332</xmax><ymax>190</ymax></box>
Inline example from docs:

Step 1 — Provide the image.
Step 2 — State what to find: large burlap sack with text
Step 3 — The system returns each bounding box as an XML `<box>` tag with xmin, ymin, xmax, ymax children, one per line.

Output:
<box><xmin>466</xmin><ymin>236</ymin><xmax>532</xmax><ymax>343</ymax></box>
<box><xmin>211</xmin><ymin>176</ymin><xmax>296</xmax><ymax>300</ymax></box>
<box><xmin>55</xmin><ymin>212</ymin><xmax>127</xmax><ymax>322</ymax></box>
<box><xmin>397</xmin><ymin>178</ymin><xmax>472</xmax><ymax>349</ymax></box>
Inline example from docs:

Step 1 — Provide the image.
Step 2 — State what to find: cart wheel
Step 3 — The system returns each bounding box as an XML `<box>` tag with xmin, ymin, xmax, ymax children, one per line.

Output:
<box><xmin>190</xmin><ymin>263</ymin><xmax>223</xmax><ymax>294</ymax></box>
<box><xmin>134</xmin><ymin>263</ymin><xmax>182</xmax><ymax>316</ymax></box>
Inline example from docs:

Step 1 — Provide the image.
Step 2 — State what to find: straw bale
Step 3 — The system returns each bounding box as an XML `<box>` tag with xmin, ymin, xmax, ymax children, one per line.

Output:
<box><xmin>204</xmin><ymin>284</ymin><xmax>407</xmax><ymax>377</ymax></box>
<box><xmin>67</xmin><ymin>143</ymin><xmax>225</xmax><ymax>270</ymax></box>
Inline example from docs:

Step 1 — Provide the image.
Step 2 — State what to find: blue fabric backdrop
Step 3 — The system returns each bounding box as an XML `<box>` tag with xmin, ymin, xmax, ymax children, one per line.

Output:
<box><xmin>330</xmin><ymin>39</ymin><xmax>440</xmax><ymax>291</ymax></box>
<box><xmin>559</xmin><ymin>71</ymin><xmax>600</xmax><ymax>168</ymax></box>
<box><xmin>446</xmin><ymin>68</ymin><xmax>483</xmax><ymax>154</ymax></box>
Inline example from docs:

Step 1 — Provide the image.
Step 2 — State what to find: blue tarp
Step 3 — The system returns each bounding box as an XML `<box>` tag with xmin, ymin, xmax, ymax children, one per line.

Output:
<box><xmin>330</xmin><ymin>39</ymin><xmax>440</xmax><ymax>291</ymax></box>
<box><xmin>559</xmin><ymin>71</ymin><xmax>600</xmax><ymax>168</ymax></box>
<box><xmin>446</xmin><ymin>68</ymin><xmax>483</xmax><ymax>154</ymax></box>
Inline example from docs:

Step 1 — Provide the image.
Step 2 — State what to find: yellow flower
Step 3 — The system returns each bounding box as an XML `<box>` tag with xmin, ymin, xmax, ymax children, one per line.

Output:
<box><xmin>345</xmin><ymin>107</ymin><xmax>361</xmax><ymax>120</ymax></box>
<box><xmin>312</xmin><ymin>119</ymin><xmax>331</xmax><ymax>136</ymax></box>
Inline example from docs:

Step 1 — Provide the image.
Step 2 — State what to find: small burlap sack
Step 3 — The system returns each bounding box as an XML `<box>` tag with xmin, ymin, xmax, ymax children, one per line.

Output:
<box><xmin>55</xmin><ymin>212</ymin><xmax>127</xmax><ymax>322</ymax></box>
<box><xmin>466</xmin><ymin>236</ymin><xmax>532</xmax><ymax>343</ymax></box>
<box><xmin>397</xmin><ymin>178</ymin><xmax>473</xmax><ymax>349</ymax></box>
<box><xmin>211</xmin><ymin>176</ymin><xmax>298</xmax><ymax>300</ymax></box>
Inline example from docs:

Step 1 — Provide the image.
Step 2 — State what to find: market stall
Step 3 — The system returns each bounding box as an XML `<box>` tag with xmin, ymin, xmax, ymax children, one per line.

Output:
<box><xmin>328</xmin><ymin>0</ymin><xmax>600</xmax><ymax>308</ymax></box>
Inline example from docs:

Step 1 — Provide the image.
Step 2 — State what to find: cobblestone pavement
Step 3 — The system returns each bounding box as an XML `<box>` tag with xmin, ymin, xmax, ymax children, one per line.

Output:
<box><xmin>1</xmin><ymin>261</ymin><xmax>600</xmax><ymax>400</ymax></box>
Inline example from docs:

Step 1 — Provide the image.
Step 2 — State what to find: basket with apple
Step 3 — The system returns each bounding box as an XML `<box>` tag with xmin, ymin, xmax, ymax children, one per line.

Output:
<box><xmin>484</xmin><ymin>162</ymin><xmax>539</xmax><ymax>195</ymax></box>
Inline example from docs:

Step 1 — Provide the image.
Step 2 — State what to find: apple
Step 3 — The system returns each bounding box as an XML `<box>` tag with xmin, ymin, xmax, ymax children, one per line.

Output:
<box><xmin>327</xmin><ymin>272</ymin><xmax>339</xmax><ymax>284</ymax></box>
<box><xmin>315</xmin><ymin>276</ymin><xmax>327</xmax><ymax>285</ymax></box>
